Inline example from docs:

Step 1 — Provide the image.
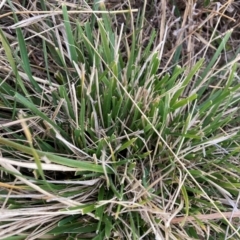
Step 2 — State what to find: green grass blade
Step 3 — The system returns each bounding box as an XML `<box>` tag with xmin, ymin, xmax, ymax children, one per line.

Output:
<box><xmin>0</xmin><ymin>137</ymin><xmax>113</xmax><ymax>174</ymax></box>
<box><xmin>62</xmin><ymin>4</ymin><xmax>78</xmax><ymax>62</ymax></box>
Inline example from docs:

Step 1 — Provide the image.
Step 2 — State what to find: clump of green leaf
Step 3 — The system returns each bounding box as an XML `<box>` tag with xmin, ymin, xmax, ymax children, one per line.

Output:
<box><xmin>0</xmin><ymin>1</ymin><xmax>240</xmax><ymax>240</ymax></box>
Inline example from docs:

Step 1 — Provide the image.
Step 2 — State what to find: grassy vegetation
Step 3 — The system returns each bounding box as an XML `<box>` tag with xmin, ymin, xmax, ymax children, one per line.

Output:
<box><xmin>0</xmin><ymin>0</ymin><xmax>240</xmax><ymax>239</ymax></box>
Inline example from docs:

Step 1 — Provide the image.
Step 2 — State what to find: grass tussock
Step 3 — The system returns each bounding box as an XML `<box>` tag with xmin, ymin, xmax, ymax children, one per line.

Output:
<box><xmin>0</xmin><ymin>0</ymin><xmax>240</xmax><ymax>239</ymax></box>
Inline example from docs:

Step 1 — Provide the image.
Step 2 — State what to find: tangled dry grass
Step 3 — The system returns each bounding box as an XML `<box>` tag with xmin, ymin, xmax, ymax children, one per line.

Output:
<box><xmin>0</xmin><ymin>0</ymin><xmax>240</xmax><ymax>239</ymax></box>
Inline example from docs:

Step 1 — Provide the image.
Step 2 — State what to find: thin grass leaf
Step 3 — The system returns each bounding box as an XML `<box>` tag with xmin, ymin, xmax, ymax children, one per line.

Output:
<box><xmin>0</xmin><ymin>137</ymin><xmax>113</xmax><ymax>174</ymax></box>
<box><xmin>104</xmin><ymin>215</ymin><xmax>113</xmax><ymax>239</ymax></box>
<box><xmin>117</xmin><ymin>138</ymin><xmax>137</xmax><ymax>153</ymax></box>
<box><xmin>98</xmin><ymin>19</ymin><xmax>112</xmax><ymax>64</ymax></box>
<box><xmin>0</xmin><ymin>29</ymin><xmax>29</xmax><ymax>103</ymax></box>
<box><xmin>171</xmin><ymin>93</ymin><xmax>198</xmax><ymax>110</ymax></box>
<box><xmin>58</xmin><ymin>85</ymin><xmax>75</xmax><ymax>120</ymax></box>
<box><xmin>197</xmin><ymin>29</ymin><xmax>233</xmax><ymax>95</ymax></box>
<box><xmin>171</xmin><ymin>59</ymin><xmax>203</xmax><ymax>105</ymax></box>
<box><xmin>7</xmin><ymin>0</ymin><xmax>42</xmax><ymax>93</ymax></box>
<box><xmin>49</xmin><ymin>222</ymin><xmax>98</xmax><ymax>234</ymax></box>
<box><xmin>62</xmin><ymin>4</ymin><xmax>78</xmax><ymax>62</ymax></box>
<box><xmin>180</xmin><ymin>184</ymin><xmax>190</xmax><ymax>226</ymax></box>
